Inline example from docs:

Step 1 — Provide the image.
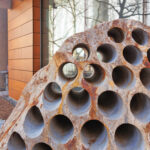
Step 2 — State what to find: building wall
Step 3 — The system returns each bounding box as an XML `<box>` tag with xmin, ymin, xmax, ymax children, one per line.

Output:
<box><xmin>8</xmin><ymin>0</ymin><xmax>40</xmax><ymax>100</ymax></box>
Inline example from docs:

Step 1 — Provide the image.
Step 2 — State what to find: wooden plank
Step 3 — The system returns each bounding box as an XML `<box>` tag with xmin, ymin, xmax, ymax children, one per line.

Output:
<box><xmin>33</xmin><ymin>59</ymin><xmax>40</xmax><ymax>72</ymax></box>
<box><xmin>33</xmin><ymin>46</ymin><xmax>40</xmax><ymax>59</ymax></box>
<box><xmin>8</xmin><ymin>34</ymin><xmax>33</xmax><ymax>50</ymax></box>
<box><xmin>33</xmin><ymin>7</ymin><xmax>40</xmax><ymax>20</ymax></box>
<box><xmin>33</xmin><ymin>0</ymin><xmax>40</xmax><ymax>7</ymax></box>
<box><xmin>9</xmin><ymin>79</ymin><xmax>26</xmax><ymax>91</ymax></box>
<box><xmin>8</xmin><ymin>59</ymin><xmax>33</xmax><ymax>71</ymax></box>
<box><xmin>8</xmin><ymin>21</ymin><xmax>33</xmax><ymax>41</ymax></box>
<box><xmin>33</xmin><ymin>33</ymin><xmax>40</xmax><ymax>46</ymax></box>
<box><xmin>33</xmin><ymin>20</ymin><xmax>40</xmax><ymax>33</ymax></box>
<box><xmin>8</xmin><ymin>0</ymin><xmax>32</xmax><ymax>21</ymax></box>
<box><xmin>9</xmin><ymin>88</ymin><xmax>22</xmax><ymax>100</ymax></box>
<box><xmin>8</xmin><ymin>46</ymin><xmax>33</xmax><ymax>59</ymax></box>
<box><xmin>8</xmin><ymin>7</ymin><xmax>33</xmax><ymax>31</ymax></box>
<box><xmin>9</xmin><ymin>69</ymin><xmax>33</xmax><ymax>82</ymax></box>
<box><xmin>0</xmin><ymin>0</ymin><xmax>12</xmax><ymax>8</ymax></box>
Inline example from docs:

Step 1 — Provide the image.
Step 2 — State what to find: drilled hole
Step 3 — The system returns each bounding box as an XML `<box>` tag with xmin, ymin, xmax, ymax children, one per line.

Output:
<box><xmin>81</xmin><ymin>120</ymin><xmax>108</xmax><ymax>150</ymax></box>
<box><xmin>115</xmin><ymin>124</ymin><xmax>144</xmax><ymax>150</ymax></box>
<box><xmin>73</xmin><ymin>44</ymin><xmax>89</xmax><ymax>61</ymax></box>
<box><xmin>123</xmin><ymin>45</ymin><xmax>142</xmax><ymax>65</ymax></box>
<box><xmin>130</xmin><ymin>93</ymin><xmax>150</xmax><ymax>123</ymax></box>
<box><xmin>112</xmin><ymin>66</ymin><xmax>134</xmax><ymax>88</ymax></box>
<box><xmin>8</xmin><ymin>132</ymin><xmax>26</xmax><ymax>150</ymax></box>
<box><xmin>97</xmin><ymin>44</ymin><xmax>117</xmax><ymax>63</ymax></box>
<box><xmin>59</xmin><ymin>63</ymin><xmax>78</xmax><ymax>80</ymax></box>
<box><xmin>43</xmin><ymin>82</ymin><xmax>62</xmax><ymax>110</ymax></box>
<box><xmin>32</xmin><ymin>143</ymin><xmax>52</xmax><ymax>150</ymax></box>
<box><xmin>132</xmin><ymin>28</ymin><xmax>148</xmax><ymax>45</ymax></box>
<box><xmin>108</xmin><ymin>27</ymin><xmax>124</xmax><ymax>43</ymax></box>
<box><xmin>23</xmin><ymin>106</ymin><xmax>44</xmax><ymax>138</ymax></box>
<box><xmin>49</xmin><ymin>115</ymin><xmax>74</xmax><ymax>144</ymax></box>
<box><xmin>140</xmin><ymin>68</ymin><xmax>150</xmax><ymax>90</ymax></box>
<box><xmin>147</xmin><ymin>49</ymin><xmax>150</xmax><ymax>62</ymax></box>
<box><xmin>67</xmin><ymin>87</ymin><xmax>90</xmax><ymax>116</ymax></box>
<box><xmin>83</xmin><ymin>64</ymin><xmax>105</xmax><ymax>83</ymax></box>
<box><xmin>98</xmin><ymin>91</ymin><xmax>123</xmax><ymax>120</ymax></box>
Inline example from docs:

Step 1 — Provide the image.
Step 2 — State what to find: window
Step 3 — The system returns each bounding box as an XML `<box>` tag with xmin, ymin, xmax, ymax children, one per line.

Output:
<box><xmin>41</xmin><ymin>0</ymin><xmax>150</xmax><ymax>67</ymax></box>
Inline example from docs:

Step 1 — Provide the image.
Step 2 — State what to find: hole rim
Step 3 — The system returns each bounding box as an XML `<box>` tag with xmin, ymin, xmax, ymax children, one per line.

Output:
<box><xmin>81</xmin><ymin>120</ymin><xmax>108</xmax><ymax>150</ymax></box>
<box><xmin>49</xmin><ymin>114</ymin><xmax>74</xmax><ymax>144</ymax></box>
<box><xmin>97</xmin><ymin>44</ymin><xmax>117</xmax><ymax>63</ymax></box>
<box><xmin>43</xmin><ymin>82</ymin><xmax>62</xmax><ymax>110</ymax></box>
<box><xmin>123</xmin><ymin>45</ymin><xmax>143</xmax><ymax>66</ymax></box>
<box><xmin>107</xmin><ymin>27</ymin><xmax>124</xmax><ymax>43</ymax></box>
<box><xmin>23</xmin><ymin>106</ymin><xmax>44</xmax><ymax>139</ymax></box>
<box><xmin>67</xmin><ymin>87</ymin><xmax>91</xmax><ymax>116</ymax></box>
<box><xmin>115</xmin><ymin>123</ymin><xmax>144</xmax><ymax>150</ymax></box>
<box><xmin>98</xmin><ymin>90</ymin><xmax>123</xmax><ymax>120</ymax></box>
<box><xmin>32</xmin><ymin>142</ymin><xmax>52</xmax><ymax>150</ymax></box>
<box><xmin>147</xmin><ymin>48</ymin><xmax>150</xmax><ymax>62</ymax></box>
<box><xmin>132</xmin><ymin>28</ymin><xmax>148</xmax><ymax>45</ymax></box>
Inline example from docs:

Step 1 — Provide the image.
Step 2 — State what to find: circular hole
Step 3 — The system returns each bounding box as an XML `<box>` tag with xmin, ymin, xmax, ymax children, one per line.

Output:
<box><xmin>147</xmin><ymin>49</ymin><xmax>150</xmax><ymax>62</ymax></box>
<box><xmin>112</xmin><ymin>66</ymin><xmax>134</xmax><ymax>88</ymax></box>
<box><xmin>123</xmin><ymin>45</ymin><xmax>142</xmax><ymax>65</ymax></box>
<box><xmin>130</xmin><ymin>93</ymin><xmax>150</xmax><ymax>123</ymax></box>
<box><xmin>108</xmin><ymin>27</ymin><xmax>124</xmax><ymax>43</ymax></box>
<box><xmin>98</xmin><ymin>91</ymin><xmax>123</xmax><ymax>120</ymax></box>
<box><xmin>140</xmin><ymin>68</ymin><xmax>150</xmax><ymax>90</ymax></box>
<box><xmin>49</xmin><ymin>115</ymin><xmax>74</xmax><ymax>144</ymax></box>
<box><xmin>23</xmin><ymin>106</ymin><xmax>44</xmax><ymax>138</ymax></box>
<box><xmin>81</xmin><ymin>120</ymin><xmax>108</xmax><ymax>150</ymax></box>
<box><xmin>43</xmin><ymin>82</ymin><xmax>62</xmax><ymax>110</ymax></box>
<box><xmin>97</xmin><ymin>44</ymin><xmax>117</xmax><ymax>63</ymax></box>
<box><xmin>83</xmin><ymin>64</ymin><xmax>105</xmax><ymax>84</ymax></box>
<box><xmin>67</xmin><ymin>87</ymin><xmax>90</xmax><ymax>116</ymax></box>
<box><xmin>132</xmin><ymin>28</ymin><xmax>148</xmax><ymax>45</ymax></box>
<box><xmin>115</xmin><ymin>124</ymin><xmax>144</xmax><ymax>150</ymax></box>
<box><xmin>59</xmin><ymin>63</ymin><xmax>78</xmax><ymax>80</ymax></box>
<box><xmin>73</xmin><ymin>44</ymin><xmax>89</xmax><ymax>61</ymax></box>
<box><xmin>8</xmin><ymin>132</ymin><xmax>26</xmax><ymax>150</ymax></box>
<box><xmin>32</xmin><ymin>143</ymin><xmax>52</xmax><ymax>150</ymax></box>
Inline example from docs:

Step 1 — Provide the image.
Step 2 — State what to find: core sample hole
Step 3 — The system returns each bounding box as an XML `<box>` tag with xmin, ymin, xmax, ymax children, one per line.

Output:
<box><xmin>49</xmin><ymin>115</ymin><xmax>74</xmax><ymax>144</ymax></box>
<box><xmin>108</xmin><ymin>27</ymin><xmax>124</xmax><ymax>43</ymax></box>
<box><xmin>130</xmin><ymin>93</ymin><xmax>150</xmax><ymax>123</ymax></box>
<box><xmin>147</xmin><ymin>49</ymin><xmax>150</xmax><ymax>62</ymax></box>
<box><xmin>97</xmin><ymin>44</ymin><xmax>117</xmax><ymax>63</ymax></box>
<box><xmin>32</xmin><ymin>143</ymin><xmax>52</xmax><ymax>150</ymax></box>
<box><xmin>67</xmin><ymin>87</ymin><xmax>90</xmax><ymax>115</ymax></box>
<box><xmin>43</xmin><ymin>82</ymin><xmax>62</xmax><ymax>110</ymax></box>
<box><xmin>115</xmin><ymin>124</ymin><xmax>144</xmax><ymax>150</ymax></box>
<box><xmin>23</xmin><ymin>106</ymin><xmax>44</xmax><ymax>138</ymax></box>
<box><xmin>112</xmin><ymin>66</ymin><xmax>134</xmax><ymax>88</ymax></box>
<box><xmin>140</xmin><ymin>68</ymin><xmax>150</xmax><ymax>90</ymax></box>
<box><xmin>98</xmin><ymin>91</ymin><xmax>123</xmax><ymax>120</ymax></box>
<box><xmin>132</xmin><ymin>28</ymin><xmax>148</xmax><ymax>45</ymax></box>
<box><xmin>81</xmin><ymin>120</ymin><xmax>108</xmax><ymax>150</ymax></box>
<box><xmin>83</xmin><ymin>64</ymin><xmax>105</xmax><ymax>83</ymax></box>
<box><xmin>59</xmin><ymin>62</ymin><xmax>78</xmax><ymax>80</ymax></box>
<box><xmin>8</xmin><ymin>132</ymin><xmax>26</xmax><ymax>150</ymax></box>
<box><xmin>73</xmin><ymin>44</ymin><xmax>89</xmax><ymax>61</ymax></box>
<box><xmin>123</xmin><ymin>45</ymin><xmax>142</xmax><ymax>65</ymax></box>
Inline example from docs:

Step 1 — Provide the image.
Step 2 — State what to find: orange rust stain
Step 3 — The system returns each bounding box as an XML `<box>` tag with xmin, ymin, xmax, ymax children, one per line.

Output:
<box><xmin>109</xmin><ymin>80</ymin><xmax>114</xmax><ymax>88</ymax></box>
<box><xmin>143</xmin><ymin>56</ymin><xmax>150</xmax><ymax>68</ymax></box>
<box><xmin>144</xmin><ymin>123</ymin><xmax>150</xmax><ymax>133</ymax></box>
<box><xmin>82</xmin><ymin>145</ymin><xmax>89</xmax><ymax>150</ymax></box>
<box><xmin>64</xmin><ymin>138</ymin><xmax>77</xmax><ymax>150</ymax></box>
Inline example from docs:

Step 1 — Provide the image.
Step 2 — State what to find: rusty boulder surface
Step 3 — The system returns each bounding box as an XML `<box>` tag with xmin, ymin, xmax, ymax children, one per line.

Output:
<box><xmin>1</xmin><ymin>19</ymin><xmax>150</xmax><ymax>150</ymax></box>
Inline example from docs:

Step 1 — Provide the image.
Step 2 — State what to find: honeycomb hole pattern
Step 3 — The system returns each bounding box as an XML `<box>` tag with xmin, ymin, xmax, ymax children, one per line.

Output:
<box><xmin>98</xmin><ymin>91</ymin><xmax>123</xmax><ymax>120</ymax></box>
<box><xmin>8</xmin><ymin>132</ymin><xmax>26</xmax><ymax>150</ymax></box>
<box><xmin>132</xmin><ymin>28</ymin><xmax>148</xmax><ymax>45</ymax></box>
<box><xmin>107</xmin><ymin>27</ymin><xmax>124</xmax><ymax>43</ymax></box>
<box><xmin>59</xmin><ymin>62</ymin><xmax>78</xmax><ymax>80</ymax></box>
<box><xmin>83</xmin><ymin>64</ymin><xmax>105</xmax><ymax>84</ymax></box>
<box><xmin>67</xmin><ymin>87</ymin><xmax>91</xmax><ymax>116</ymax></box>
<box><xmin>130</xmin><ymin>93</ymin><xmax>150</xmax><ymax>123</ymax></box>
<box><xmin>140</xmin><ymin>68</ymin><xmax>150</xmax><ymax>90</ymax></box>
<box><xmin>43</xmin><ymin>82</ymin><xmax>62</xmax><ymax>110</ymax></box>
<box><xmin>81</xmin><ymin>120</ymin><xmax>108</xmax><ymax>150</ymax></box>
<box><xmin>115</xmin><ymin>123</ymin><xmax>144</xmax><ymax>150</ymax></box>
<box><xmin>123</xmin><ymin>45</ymin><xmax>143</xmax><ymax>66</ymax></box>
<box><xmin>23</xmin><ymin>106</ymin><xmax>44</xmax><ymax>139</ymax></box>
<box><xmin>49</xmin><ymin>115</ymin><xmax>74</xmax><ymax>144</ymax></box>
<box><xmin>72</xmin><ymin>43</ymin><xmax>89</xmax><ymax>61</ymax></box>
<box><xmin>32</xmin><ymin>143</ymin><xmax>52</xmax><ymax>150</ymax></box>
<box><xmin>112</xmin><ymin>66</ymin><xmax>135</xmax><ymax>88</ymax></box>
